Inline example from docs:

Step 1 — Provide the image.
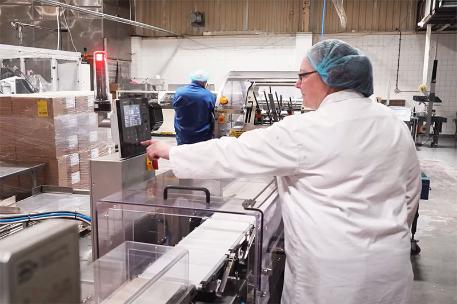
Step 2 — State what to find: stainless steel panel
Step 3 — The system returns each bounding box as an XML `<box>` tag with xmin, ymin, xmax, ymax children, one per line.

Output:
<box><xmin>16</xmin><ymin>192</ymin><xmax>90</xmax><ymax>216</ymax></box>
<box><xmin>90</xmin><ymin>153</ymin><xmax>155</xmax><ymax>258</ymax></box>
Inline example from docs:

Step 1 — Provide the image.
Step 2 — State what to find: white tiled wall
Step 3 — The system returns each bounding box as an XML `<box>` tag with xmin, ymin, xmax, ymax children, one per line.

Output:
<box><xmin>317</xmin><ymin>33</ymin><xmax>457</xmax><ymax>135</ymax></box>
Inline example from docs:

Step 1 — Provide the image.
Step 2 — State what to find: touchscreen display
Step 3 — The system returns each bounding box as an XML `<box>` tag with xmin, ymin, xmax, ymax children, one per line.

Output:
<box><xmin>123</xmin><ymin>104</ymin><xmax>141</xmax><ymax>127</ymax></box>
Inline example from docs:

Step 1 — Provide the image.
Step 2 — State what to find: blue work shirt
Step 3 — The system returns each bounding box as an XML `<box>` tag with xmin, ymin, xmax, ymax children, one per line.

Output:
<box><xmin>173</xmin><ymin>81</ymin><xmax>216</xmax><ymax>145</ymax></box>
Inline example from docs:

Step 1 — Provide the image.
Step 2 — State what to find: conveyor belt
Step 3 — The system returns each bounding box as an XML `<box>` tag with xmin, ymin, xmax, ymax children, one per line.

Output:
<box><xmin>176</xmin><ymin>212</ymin><xmax>254</xmax><ymax>287</ymax></box>
<box><xmin>120</xmin><ymin>212</ymin><xmax>254</xmax><ymax>304</ymax></box>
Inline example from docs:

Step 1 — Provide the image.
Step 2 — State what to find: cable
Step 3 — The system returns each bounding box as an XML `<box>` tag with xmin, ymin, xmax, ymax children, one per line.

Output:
<box><xmin>0</xmin><ymin>211</ymin><xmax>91</xmax><ymax>225</ymax></box>
<box><xmin>394</xmin><ymin>30</ymin><xmax>401</xmax><ymax>93</ymax></box>
<box><xmin>321</xmin><ymin>0</ymin><xmax>327</xmax><ymax>37</ymax></box>
<box><xmin>62</xmin><ymin>9</ymin><xmax>77</xmax><ymax>52</ymax></box>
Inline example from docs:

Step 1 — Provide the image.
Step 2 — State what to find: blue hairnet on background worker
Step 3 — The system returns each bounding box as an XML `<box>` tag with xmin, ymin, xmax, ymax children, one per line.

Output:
<box><xmin>142</xmin><ymin>39</ymin><xmax>421</xmax><ymax>304</ymax></box>
<box><xmin>173</xmin><ymin>70</ymin><xmax>216</xmax><ymax>145</ymax></box>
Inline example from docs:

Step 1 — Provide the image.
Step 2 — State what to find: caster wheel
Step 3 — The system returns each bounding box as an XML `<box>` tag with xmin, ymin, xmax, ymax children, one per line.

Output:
<box><xmin>411</xmin><ymin>239</ymin><xmax>421</xmax><ymax>256</ymax></box>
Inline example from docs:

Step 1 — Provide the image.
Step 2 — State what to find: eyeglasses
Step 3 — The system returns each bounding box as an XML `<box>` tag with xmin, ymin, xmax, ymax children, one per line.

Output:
<box><xmin>298</xmin><ymin>71</ymin><xmax>317</xmax><ymax>81</ymax></box>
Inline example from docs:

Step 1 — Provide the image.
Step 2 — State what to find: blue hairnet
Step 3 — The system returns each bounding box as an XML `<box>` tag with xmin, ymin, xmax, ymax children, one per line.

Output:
<box><xmin>190</xmin><ymin>70</ymin><xmax>209</xmax><ymax>82</ymax></box>
<box><xmin>306</xmin><ymin>39</ymin><xmax>374</xmax><ymax>97</ymax></box>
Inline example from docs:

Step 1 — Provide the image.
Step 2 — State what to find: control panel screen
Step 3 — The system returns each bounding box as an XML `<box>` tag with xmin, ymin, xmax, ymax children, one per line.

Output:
<box><xmin>116</xmin><ymin>98</ymin><xmax>151</xmax><ymax>159</ymax></box>
<box><xmin>123</xmin><ymin>104</ymin><xmax>141</xmax><ymax>127</ymax></box>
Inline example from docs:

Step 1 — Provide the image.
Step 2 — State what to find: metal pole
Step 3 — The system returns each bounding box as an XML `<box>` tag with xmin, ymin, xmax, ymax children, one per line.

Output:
<box><xmin>34</xmin><ymin>0</ymin><xmax>178</xmax><ymax>36</ymax></box>
<box><xmin>243</xmin><ymin>0</ymin><xmax>249</xmax><ymax>31</ymax></box>
<box><xmin>423</xmin><ymin>24</ymin><xmax>433</xmax><ymax>136</ymax></box>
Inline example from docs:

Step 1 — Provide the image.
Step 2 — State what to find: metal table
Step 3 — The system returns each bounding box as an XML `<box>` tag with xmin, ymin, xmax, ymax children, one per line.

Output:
<box><xmin>0</xmin><ymin>161</ymin><xmax>46</xmax><ymax>192</ymax></box>
<box><xmin>15</xmin><ymin>189</ymin><xmax>90</xmax><ymax>216</ymax></box>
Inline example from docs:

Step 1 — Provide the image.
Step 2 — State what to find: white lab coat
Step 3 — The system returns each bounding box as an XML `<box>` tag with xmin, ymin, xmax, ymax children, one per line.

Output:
<box><xmin>170</xmin><ymin>90</ymin><xmax>421</xmax><ymax>304</ymax></box>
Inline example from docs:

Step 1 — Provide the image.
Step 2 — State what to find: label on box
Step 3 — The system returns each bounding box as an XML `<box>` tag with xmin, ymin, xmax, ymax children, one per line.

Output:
<box><xmin>90</xmin><ymin>148</ymin><xmax>99</xmax><ymax>159</ymax></box>
<box><xmin>69</xmin><ymin>152</ymin><xmax>79</xmax><ymax>166</ymax></box>
<box><xmin>88</xmin><ymin>96</ymin><xmax>95</xmax><ymax>108</ymax></box>
<box><xmin>89</xmin><ymin>131</ymin><xmax>98</xmax><ymax>143</ymax></box>
<box><xmin>65</xmin><ymin>96</ymin><xmax>76</xmax><ymax>109</ymax></box>
<box><xmin>71</xmin><ymin>171</ymin><xmax>80</xmax><ymax>184</ymax></box>
<box><xmin>37</xmin><ymin>99</ymin><xmax>48</xmax><ymax>117</ymax></box>
<box><xmin>67</xmin><ymin>135</ymin><xmax>78</xmax><ymax>148</ymax></box>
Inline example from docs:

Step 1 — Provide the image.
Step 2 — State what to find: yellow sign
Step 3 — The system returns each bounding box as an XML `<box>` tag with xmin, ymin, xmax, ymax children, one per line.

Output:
<box><xmin>37</xmin><ymin>99</ymin><xmax>48</xmax><ymax>117</ymax></box>
<box><xmin>229</xmin><ymin>129</ymin><xmax>244</xmax><ymax>138</ymax></box>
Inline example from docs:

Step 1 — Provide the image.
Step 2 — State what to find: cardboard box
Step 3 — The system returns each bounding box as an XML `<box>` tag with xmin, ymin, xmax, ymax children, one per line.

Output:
<box><xmin>75</xmin><ymin>95</ymin><xmax>95</xmax><ymax>113</ymax></box>
<box><xmin>12</xmin><ymin>97</ymin><xmax>52</xmax><ymax>118</ymax></box>
<box><xmin>0</xmin><ymin>142</ymin><xmax>16</xmax><ymax>161</ymax></box>
<box><xmin>7</xmin><ymin>112</ymin><xmax>79</xmax><ymax>159</ymax></box>
<box><xmin>0</xmin><ymin>119</ymin><xmax>17</xmax><ymax>161</ymax></box>
<box><xmin>0</xmin><ymin>97</ymin><xmax>12</xmax><ymax>116</ymax></box>
<box><xmin>78</xmin><ymin>142</ymin><xmax>115</xmax><ymax>190</ymax></box>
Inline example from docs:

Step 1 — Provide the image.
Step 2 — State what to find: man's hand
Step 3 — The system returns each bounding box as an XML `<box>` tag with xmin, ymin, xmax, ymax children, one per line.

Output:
<box><xmin>141</xmin><ymin>139</ymin><xmax>171</xmax><ymax>160</ymax></box>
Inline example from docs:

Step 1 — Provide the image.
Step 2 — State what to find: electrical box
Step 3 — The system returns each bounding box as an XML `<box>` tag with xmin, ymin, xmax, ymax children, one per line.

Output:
<box><xmin>58</xmin><ymin>62</ymin><xmax>90</xmax><ymax>91</ymax></box>
<box><xmin>191</xmin><ymin>11</ymin><xmax>205</xmax><ymax>27</ymax></box>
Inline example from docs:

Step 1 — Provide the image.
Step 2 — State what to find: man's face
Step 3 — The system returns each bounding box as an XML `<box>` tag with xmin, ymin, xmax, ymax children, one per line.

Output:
<box><xmin>295</xmin><ymin>59</ymin><xmax>331</xmax><ymax>110</ymax></box>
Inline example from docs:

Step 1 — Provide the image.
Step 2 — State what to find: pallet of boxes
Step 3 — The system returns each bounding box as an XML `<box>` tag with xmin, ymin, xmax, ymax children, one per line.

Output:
<box><xmin>0</xmin><ymin>92</ymin><xmax>115</xmax><ymax>191</ymax></box>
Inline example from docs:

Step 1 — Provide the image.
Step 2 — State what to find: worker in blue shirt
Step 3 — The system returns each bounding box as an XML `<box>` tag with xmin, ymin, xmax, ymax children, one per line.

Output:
<box><xmin>173</xmin><ymin>70</ymin><xmax>216</xmax><ymax>145</ymax></box>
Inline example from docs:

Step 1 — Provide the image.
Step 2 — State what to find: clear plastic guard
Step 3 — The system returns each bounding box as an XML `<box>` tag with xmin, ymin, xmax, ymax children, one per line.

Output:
<box><xmin>81</xmin><ymin>241</ymin><xmax>190</xmax><ymax>304</ymax></box>
<box><xmin>94</xmin><ymin>171</ymin><xmax>282</xmax><ymax>304</ymax></box>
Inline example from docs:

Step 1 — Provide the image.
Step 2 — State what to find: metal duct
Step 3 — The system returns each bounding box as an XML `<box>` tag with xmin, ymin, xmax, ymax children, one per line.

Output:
<box><xmin>33</xmin><ymin>0</ymin><xmax>178</xmax><ymax>36</ymax></box>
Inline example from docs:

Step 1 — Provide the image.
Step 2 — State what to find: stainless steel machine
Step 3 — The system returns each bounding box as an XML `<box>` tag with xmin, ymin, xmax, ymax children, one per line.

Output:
<box><xmin>0</xmin><ymin>220</ymin><xmax>81</xmax><ymax>304</ymax></box>
<box><xmin>85</xmin><ymin>71</ymin><xmax>288</xmax><ymax>303</ymax></box>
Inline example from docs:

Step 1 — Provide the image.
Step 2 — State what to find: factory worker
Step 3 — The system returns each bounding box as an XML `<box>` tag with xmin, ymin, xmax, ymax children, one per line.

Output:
<box><xmin>142</xmin><ymin>39</ymin><xmax>421</xmax><ymax>304</ymax></box>
<box><xmin>172</xmin><ymin>70</ymin><xmax>216</xmax><ymax>145</ymax></box>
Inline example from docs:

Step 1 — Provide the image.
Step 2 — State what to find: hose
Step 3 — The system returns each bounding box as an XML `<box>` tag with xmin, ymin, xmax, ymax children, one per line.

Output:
<box><xmin>0</xmin><ymin>211</ymin><xmax>91</xmax><ymax>225</ymax></box>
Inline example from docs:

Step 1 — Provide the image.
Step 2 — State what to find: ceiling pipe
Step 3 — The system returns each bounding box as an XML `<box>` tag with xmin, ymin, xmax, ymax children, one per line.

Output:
<box><xmin>33</xmin><ymin>0</ymin><xmax>178</xmax><ymax>36</ymax></box>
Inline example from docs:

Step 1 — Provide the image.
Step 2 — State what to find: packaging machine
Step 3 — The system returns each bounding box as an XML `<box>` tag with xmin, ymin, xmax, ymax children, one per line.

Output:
<box><xmin>214</xmin><ymin>71</ymin><xmax>305</xmax><ymax>138</ymax></box>
<box><xmin>85</xmin><ymin>75</ymin><xmax>285</xmax><ymax>302</ymax></box>
<box><xmin>88</xmin><ymin>167</ymin><xmax>284</xmax><ymax>304</ymax></box>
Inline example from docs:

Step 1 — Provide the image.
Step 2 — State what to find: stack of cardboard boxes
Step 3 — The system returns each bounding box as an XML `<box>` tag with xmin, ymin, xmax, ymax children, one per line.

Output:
<box><xmin>0</xmin><ymin>92</ymin><xmax>115</xmax><ymax>190</ymax></box>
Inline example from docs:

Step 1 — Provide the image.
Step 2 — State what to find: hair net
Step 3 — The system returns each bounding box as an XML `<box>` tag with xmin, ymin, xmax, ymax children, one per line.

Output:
<box><xmin>306</xmin><ymin>39</ymin><xmax>374</xmax><ymax>97</ymax></box>
<box><xmin>190</xmin><ymin>70</ymin><xmax>209</xmax><ymax>82</ymax></box>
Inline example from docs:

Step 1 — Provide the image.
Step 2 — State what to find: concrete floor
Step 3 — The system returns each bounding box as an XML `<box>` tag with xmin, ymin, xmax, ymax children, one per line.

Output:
<box><xmin>411</xmin><ymin>138</ymin><xmax>457</xmax><ymax>304</ymax></box>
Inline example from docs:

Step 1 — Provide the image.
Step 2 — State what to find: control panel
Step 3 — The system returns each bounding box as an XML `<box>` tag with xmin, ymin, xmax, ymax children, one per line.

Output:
<box><xmin>115</xmin><ymin>98</ymin><xmax>151</xmax><ymax>159</ymax></box>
